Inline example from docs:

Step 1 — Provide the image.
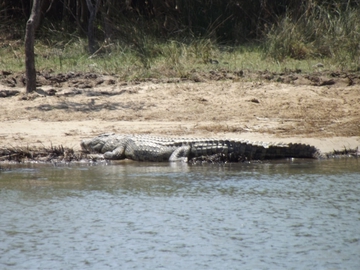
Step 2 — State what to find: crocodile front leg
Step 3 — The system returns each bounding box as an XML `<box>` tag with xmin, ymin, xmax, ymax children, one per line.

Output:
<box><xmin>103</xmin><ymin>146</ymin><xmax>126</xmax><ymax>160</ymax></box>
<box><xmin>169</xmin><ymin>145</ymin><xmax>191</xmax><ymax>162</ymax></box>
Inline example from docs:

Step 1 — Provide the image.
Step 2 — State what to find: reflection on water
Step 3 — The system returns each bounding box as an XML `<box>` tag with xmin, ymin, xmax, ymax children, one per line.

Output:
<box><xmin>0</xmin><ymin>159</ymin><xmax>359</xmax><ymax>269</ymax></box>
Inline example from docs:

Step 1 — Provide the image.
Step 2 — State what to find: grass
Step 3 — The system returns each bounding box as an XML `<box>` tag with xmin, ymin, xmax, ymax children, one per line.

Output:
<box><xmin>1</xmin><ymin>3</ymin><xmax>360</xmax><ymax>80</ymax></box>
<box><xmin>263</xmin><ymin>4</ymin><xmax>360</xmax><ymax>71</ymax></box>
<box><xmin>2</xmin><ymin>36</ymin><xmax>353</xmax><ymax>81</ymax></box>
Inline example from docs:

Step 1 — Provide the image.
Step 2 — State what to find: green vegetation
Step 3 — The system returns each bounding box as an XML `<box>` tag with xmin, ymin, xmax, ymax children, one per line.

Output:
<box><xmin>1</xmin><ymin>38</ymin><xmax>337</xmax><ymax>79</ymax></box>
<box><xmin>264</xmin><ymin>3</ymin><xmax>360</xmax><ymax>70</ymax></box>
<box><xmin>1</xmin><ymin>1</ymin><xmax>359</xmax><ymax>78</ymax></box>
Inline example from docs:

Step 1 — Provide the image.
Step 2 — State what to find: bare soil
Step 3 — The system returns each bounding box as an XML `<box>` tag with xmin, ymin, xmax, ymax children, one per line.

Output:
<box><xmin>1</xmin><ymin>69</ymin><xmax>359</xmax><ymax>154</ymax></box>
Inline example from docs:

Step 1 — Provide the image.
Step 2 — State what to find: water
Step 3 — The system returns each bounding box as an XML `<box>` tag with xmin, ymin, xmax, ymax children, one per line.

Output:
<box><xmin>0</xmin><ymin>159</ymin><xmax>359</xmax><ymax>269</ymax></box>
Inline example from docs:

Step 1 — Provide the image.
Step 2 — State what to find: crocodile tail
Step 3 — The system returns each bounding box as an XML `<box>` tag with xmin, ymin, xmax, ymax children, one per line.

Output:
<box><xmin>262</xmin><ymin>143</ymin><xmax>322</xmax><ymax>159</ymax></box>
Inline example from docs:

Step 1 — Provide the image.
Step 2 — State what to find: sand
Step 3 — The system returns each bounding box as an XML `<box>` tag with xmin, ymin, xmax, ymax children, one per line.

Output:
<box><xmin>1</xmin><ymin>70</ymin><xmax>359</xmax><ymax>154</ymax></box>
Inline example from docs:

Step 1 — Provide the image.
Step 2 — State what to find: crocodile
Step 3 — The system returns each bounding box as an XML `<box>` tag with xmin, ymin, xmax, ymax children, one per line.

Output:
<box><xmin>81</xmin><ymin>133</ymin><xmax>322</xmax><ymax>162</ymax></box>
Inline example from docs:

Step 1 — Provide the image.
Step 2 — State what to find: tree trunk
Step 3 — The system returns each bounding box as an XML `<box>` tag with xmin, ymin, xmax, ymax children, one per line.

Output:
<box><xmin>85</xmin><ymin>0</ymin><xmax>100</xmax><ymax>54</ymax></box>
<box><xmin>25</xmin><ymin>0</ymin><xmax>42</xmax><ymax>93</ymax></box>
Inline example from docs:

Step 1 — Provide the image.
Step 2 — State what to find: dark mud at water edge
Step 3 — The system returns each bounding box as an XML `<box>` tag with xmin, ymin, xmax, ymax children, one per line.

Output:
<box><xmin>0</xmin><ymin>145</ymin><xmax>358</xmax><ymax>167</ymax></box>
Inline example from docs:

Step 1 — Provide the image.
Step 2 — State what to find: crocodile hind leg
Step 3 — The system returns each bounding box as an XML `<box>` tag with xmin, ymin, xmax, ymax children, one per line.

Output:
<box><xmin>169</xmin><ymin>145</ymin><xmax>191</xmax><ymax>162</ymax></box>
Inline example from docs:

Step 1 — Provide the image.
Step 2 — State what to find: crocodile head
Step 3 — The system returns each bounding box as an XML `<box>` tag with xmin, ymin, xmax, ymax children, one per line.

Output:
<box><xmin>81</xmin><ymin>133</ymin><xmax>116</xmax><ymax>153</ymax></box>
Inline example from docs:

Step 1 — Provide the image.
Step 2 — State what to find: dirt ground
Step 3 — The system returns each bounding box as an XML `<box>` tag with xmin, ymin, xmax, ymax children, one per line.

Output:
<box><xmin>1</xmin><ymin>69</ymin><xmax>359</xmax><ymax>154</ymax></box>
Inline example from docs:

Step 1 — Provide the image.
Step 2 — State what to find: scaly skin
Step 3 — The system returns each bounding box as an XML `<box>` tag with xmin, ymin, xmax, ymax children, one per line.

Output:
<box><xmin>80</xmin><ymin>133</ymin><xmax>322</xmax><ymax>162</ymax></box>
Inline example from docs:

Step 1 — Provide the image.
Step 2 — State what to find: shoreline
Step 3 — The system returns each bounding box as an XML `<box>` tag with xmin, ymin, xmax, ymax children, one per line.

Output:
<box><xmin>1</xmin><ymin>120</ymin><xmax>359</xmax><ymax>154</ymax></box>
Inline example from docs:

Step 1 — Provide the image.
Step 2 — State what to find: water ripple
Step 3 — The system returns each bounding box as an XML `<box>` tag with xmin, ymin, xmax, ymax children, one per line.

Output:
<box><xmin>0</xmin><ymin>159</ymin><xmax>359</xmax><ymax>269</ymax></box>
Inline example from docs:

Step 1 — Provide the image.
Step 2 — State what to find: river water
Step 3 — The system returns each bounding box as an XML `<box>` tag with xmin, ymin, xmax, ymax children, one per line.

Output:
<box><xmin>0</xmin><ymin>159</ymin><xmax>359</xmax><ymax>269</ymax></box>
